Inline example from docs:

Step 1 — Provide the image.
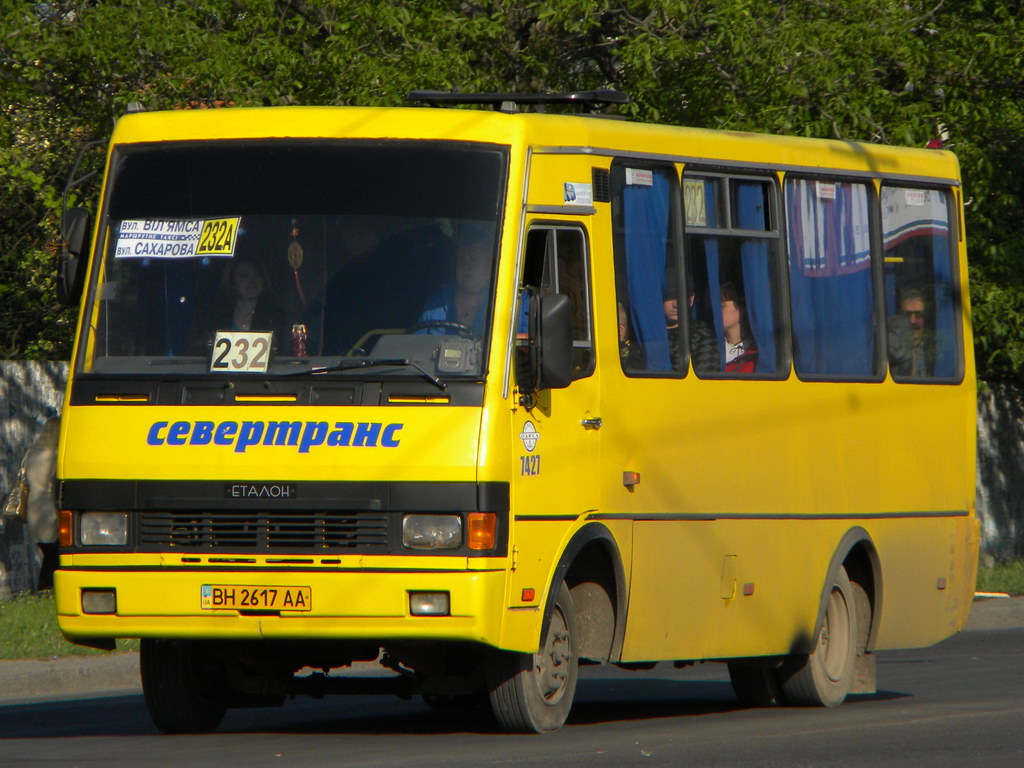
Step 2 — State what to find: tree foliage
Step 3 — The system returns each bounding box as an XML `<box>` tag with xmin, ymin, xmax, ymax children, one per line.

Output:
<box><xmin>2</xmin><ymin>0</ymin><xmax>1023</xmax><ymax>378</ymax></box>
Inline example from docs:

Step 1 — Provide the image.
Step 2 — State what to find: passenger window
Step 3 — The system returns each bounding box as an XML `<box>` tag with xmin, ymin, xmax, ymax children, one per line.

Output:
<box><xmin>684</xmin><ymin>173</ymin><xmax>785</xmax><ymax>377</ymax></box>
<box><xmin>881</xmin><ymin>186</ymin><xmax>961</xmax><ymax>380</ymax></box>
<box><xmin>611</xmin><ymin>164</ymin><xmax>683</xmax><ymax>374</ymax></box>
<box><xmin>785</xmin><ymin>178</ymin><xmax>879</xmax><ymax>379</ymax></box>
<box><xmin>520</xmin><ymin>226</ymin><xmax>594</xmax><ymax>379</ymax></box>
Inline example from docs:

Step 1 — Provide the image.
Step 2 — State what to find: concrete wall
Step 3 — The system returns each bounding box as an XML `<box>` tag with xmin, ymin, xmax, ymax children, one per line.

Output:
<box><xmin>0</xmin><ymin>361</ymin><xmax>67</xmax><ymax>500</ymax></box>
<box><xmin>0</xmin><ymin>361</ymin><xmax>67</xmax><ymax>594</ymax></box>
<box><xmin>1</xmin><ymin>361</ymin><xmax>1022</xmax><ymax>559</ymax></box>
<box><xmin>977</xmin><ymin>382</ymin><xmax>1024</xmax><ymax>560</ymax></box>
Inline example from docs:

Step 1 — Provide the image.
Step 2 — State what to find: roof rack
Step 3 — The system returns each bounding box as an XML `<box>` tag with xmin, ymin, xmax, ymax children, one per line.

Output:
<box><xmin>406</xmin><ymin>89</ymin><xmax>630</xmax><ymax>114</ymax></box>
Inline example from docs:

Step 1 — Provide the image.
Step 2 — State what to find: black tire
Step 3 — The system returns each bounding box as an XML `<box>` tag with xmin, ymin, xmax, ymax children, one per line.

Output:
<box><xmin>486</xmin><ymin>581</ymin><xmax>579</xmax><ymax>733</ymax></box>
<box><xmin>728</xmin><ymin>662</ymin><xmax>784</xmax><ymax>707</ymax></box>
<box><xmin>140</xmin><ymin>639</ymin><xmax>227</xmax><ymax>733</ymax></box>
<box><xmin>781</xmin><ymin>565</ymin><xmax>858</xmax><ymax>707</ymax></box>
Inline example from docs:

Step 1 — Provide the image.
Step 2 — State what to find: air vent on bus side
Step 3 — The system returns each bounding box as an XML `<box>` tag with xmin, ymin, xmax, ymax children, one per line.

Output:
<box><xmin>592</xmin><ymin>168</ymin><xmax>611</xmax><ymax>203</ymax></box>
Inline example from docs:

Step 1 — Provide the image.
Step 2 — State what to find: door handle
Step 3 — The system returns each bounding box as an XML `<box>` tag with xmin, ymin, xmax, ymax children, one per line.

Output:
<box><xmin>581</xmin><ymin>417</ymin><xmax>602</xmax><ymax>430</ymax></box>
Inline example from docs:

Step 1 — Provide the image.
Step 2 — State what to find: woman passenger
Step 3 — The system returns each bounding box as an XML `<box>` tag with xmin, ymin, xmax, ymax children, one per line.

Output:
<box><xmin>721</xmin><ymin>283</ymin><xmax>758</xmax><ymax>373</ymax></box>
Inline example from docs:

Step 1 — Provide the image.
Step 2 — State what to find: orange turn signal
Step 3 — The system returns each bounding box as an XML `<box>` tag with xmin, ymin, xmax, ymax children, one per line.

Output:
<box><xmin>466</xmin><ymin>512</ymin><xmax>496</xmax><ymax>550</ymax></box>
<box><xmin>58</xmin><ymin>509</ymin><xmax>73</xmax><ymax>547</ymax></box>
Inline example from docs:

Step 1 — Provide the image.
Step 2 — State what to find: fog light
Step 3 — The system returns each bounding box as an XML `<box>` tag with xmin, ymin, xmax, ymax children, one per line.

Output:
<box><xmin>409</xmin><ymin>591</ymin><xmax>450</xmax><ymax>616</ymax></box>
<box><xmin>80</xmin><ymin>512</ymin><xmax>128</xmax><ymax>546</ymax></box>
<box><xmin>402</xmin><ymin>514</ymin><xmax>462</xmax><ymax>550</ymax></box>
<box><xmin>82</xmin><ymin>589</ymin><xmax>117</xmax><ymax>615</ymax></box>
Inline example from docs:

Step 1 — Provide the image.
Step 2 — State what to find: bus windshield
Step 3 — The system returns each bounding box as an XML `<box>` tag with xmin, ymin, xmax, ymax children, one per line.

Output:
<box><xmin>79</xmin><ymin>139</ymin><xmax>507</xmax><ymax>380</ymax></box>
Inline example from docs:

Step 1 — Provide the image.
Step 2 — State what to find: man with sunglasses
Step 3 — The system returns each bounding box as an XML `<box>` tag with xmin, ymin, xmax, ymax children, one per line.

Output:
<box><xmin>888</xmin><ymin>288</ymin><xmax>933</xmax><ymax>377</ymax></box>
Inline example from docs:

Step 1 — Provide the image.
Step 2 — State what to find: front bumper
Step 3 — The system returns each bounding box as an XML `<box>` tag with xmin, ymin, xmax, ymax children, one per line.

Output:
<box><xmin>55</xmin><ymin>564</ymin><xmax>510</xmax><ymax>647</ymax></box>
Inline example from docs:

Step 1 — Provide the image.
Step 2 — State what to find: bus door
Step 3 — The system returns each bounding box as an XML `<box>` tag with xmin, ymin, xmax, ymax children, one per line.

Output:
<box><xmin>508</xmin><ymin>223</ymin><xmax>600</xmax><ymax>610</ymax></box>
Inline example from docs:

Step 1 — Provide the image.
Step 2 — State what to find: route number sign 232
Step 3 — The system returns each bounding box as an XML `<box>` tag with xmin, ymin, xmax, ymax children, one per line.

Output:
<box><xmin>210</xmin><ymin>331</ymin><xmax>273</xmax><ymax>374</ymax></box>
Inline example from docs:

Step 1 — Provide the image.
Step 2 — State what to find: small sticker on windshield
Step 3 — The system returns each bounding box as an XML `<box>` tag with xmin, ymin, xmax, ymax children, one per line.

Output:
<box><xmin>115</xmin><ymin>217</ymin><xmax>240</xmax><ymax>259</ymax></box>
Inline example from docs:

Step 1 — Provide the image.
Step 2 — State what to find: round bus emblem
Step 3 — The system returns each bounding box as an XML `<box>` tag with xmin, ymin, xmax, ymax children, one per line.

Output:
<box><xmin>519</xmin><ymin>421</ymin><xmax>540</xmax><ymax>452</ymax></box>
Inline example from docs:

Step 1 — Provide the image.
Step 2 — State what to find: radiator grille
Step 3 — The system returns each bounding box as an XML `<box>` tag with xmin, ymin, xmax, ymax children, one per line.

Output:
<box><xmin>138</xmin><ymin>510</ymin><xmax>390</xmax><ymax>552</ymax></box>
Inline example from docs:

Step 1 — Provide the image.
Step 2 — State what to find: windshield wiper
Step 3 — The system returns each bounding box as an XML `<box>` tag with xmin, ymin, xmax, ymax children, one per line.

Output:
<box><xmin>289</xmin><ymin>358</ymin><xmax>447</xmax><ymax>391</ymax></box>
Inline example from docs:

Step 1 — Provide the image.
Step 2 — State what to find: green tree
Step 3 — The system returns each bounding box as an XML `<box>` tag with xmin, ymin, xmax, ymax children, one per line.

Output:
<box><xmin>2</xmin><ymin>0</ymin><xmax>1023</xmax><ymax>379</ymax></box>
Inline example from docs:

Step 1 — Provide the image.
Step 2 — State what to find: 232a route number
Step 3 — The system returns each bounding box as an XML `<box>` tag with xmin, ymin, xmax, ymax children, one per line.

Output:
<box><xmin>196</xmin><ymin>217</ymin><xmax>240</xmax><ymax>255</ymax></box>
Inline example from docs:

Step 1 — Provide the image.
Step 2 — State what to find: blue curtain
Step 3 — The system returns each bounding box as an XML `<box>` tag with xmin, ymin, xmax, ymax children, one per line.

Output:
<box><xmin>736</xmin><ymin>182</ymin><xmax>775</xmax><ymax>373</ymax></box>
<box><xmin>705</xmin><ymin>242</ymin><xmax>724</xmax><ymax>368</ymax></box>
<box><xmin>884</xmin><ymin>272</ymin><xmax>898</xmax><ymax>315</ymax></box>
<box><xmin>624</xmin><ymin>174</ymin><xmax>671</xmax><ymax>370</ymax></box>
<box><xmin>932</xmin><ymin>237</ymin><xmax>956</xmax><ymax>377</ymax></box>
<box><xmin>691</xmin><ymin>179</ymin><xmax>725</xmax><ymax>368</ymax></box>
<box><xmin>786</xmin><ymin>180</ymin><xmax>875</xmax><ymax>376</ymax></box>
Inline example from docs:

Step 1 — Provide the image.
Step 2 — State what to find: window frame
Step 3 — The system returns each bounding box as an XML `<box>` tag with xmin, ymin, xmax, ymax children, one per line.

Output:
<box><xmin>782</xmin><ymin>173</ymin><xmax>886</xmax><ymax>383</ymax></box>
<box><xmin>880</xmin><ymin>181</ymin><xmax>965</xmax><ymax>384</ymax></box>
<box><xmin>518</xmin><ymin>222</ymin><xmax>596</xmax><ymax>383</ymax></box>
<box><xmin>609</xmin><ymin>159</ymin><xmax>686</xmax><ymax>379</ymax></box>
<box><xmin>682</xmin><ymin>166</ymin><xmax>790</xmax><ymax>381</ymax></box>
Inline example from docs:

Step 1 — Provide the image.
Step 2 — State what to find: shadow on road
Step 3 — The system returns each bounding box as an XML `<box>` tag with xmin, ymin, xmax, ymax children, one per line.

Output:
<box><xmin>0</xmin><ymin>676</ymin><xmax>915</xmax><ymax>740</ymax></box>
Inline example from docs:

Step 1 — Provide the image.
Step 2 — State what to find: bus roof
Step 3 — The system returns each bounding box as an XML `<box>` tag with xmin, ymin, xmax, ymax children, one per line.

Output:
<box><xmin>109</xmin><ymin>105</ymin><xmax>961</xmax><ymax>184</ymax></box>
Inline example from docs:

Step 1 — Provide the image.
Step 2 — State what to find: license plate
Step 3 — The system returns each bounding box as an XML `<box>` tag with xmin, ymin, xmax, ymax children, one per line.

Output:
<box><xmin>201</xmin><ymin>584</ymin><xmax>311</xmax><ymax>611</ymax></box>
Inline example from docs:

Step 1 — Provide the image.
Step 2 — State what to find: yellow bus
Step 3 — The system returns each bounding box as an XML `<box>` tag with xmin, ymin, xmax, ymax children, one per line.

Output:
<box><xmin>54</xmin><ymin>91</ymin><xmax>978</xmax><ymax>733</ymax></box>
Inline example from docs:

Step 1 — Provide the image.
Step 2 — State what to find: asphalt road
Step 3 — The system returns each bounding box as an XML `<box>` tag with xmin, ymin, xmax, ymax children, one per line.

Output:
<box><xmin>1</xmin><ymin>620</ymin><xmax>1022</xmax><ymax>768</ymax></box>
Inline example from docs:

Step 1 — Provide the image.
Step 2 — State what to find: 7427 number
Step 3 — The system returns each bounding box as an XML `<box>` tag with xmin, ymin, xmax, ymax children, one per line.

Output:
<box><xmin>520</xmin><ymin>454</ymin><xmax>541</xmax><ymax>476</ymax></box>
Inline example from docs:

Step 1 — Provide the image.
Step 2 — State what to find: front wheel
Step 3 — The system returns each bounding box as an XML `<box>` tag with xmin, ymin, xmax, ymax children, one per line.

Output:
<box><xmin>781</xmin><ymin>565</ymin><xmax>858</xmax><ymax>707</ymax></box>
<box><xmin>486</xmin><ymin>581</ymin><xmax>579</xmax><ymax>733</ymax></box>
<box><xmin>140</xmin><ymin>639</ymin><xmax>227</xmax><ymax>733</ymax></box>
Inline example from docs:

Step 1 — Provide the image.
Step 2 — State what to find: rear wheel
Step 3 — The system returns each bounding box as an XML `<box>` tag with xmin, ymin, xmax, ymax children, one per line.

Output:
<box><xmin>140</xmin><ymin>639</ymin><xmax>227</xmax><ymax>733</ymax></box>
<box><xmin>781</xmin><ymin>565</ymin><xmax>858</xmax><ymax>707</ymax></box>
<box><xmin>486</xmin><ymin>580</ymin><xmax>579</xmax><ymax>733</ymax></box>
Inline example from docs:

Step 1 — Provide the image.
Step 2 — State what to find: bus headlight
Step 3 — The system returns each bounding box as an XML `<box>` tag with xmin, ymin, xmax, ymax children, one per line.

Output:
<box><xmin>79</xmin><ymin>512</ymin><xmax>129</xmax><ymax>546</ymax></box>
<box><xmin>402</xmin><ymin>514</ymin><xmax>462</xmax><ymax>550</ymax></box>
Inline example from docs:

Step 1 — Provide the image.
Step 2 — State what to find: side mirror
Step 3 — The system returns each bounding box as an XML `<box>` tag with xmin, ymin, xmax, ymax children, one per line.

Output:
<box><xmin>532</xmin><ymin>292</ymin><xmax>573</xmax><ymax>391</ymax></box>
<box><xmin>57</xmin><ymin>207</ymin><xmax>91</xmax><ymax>305</ymax></box>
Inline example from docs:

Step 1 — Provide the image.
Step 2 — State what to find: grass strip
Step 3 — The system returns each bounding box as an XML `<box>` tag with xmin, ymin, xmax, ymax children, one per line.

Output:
<box><xmin>976</xmin><ymin>559</ymin><xmax>1024</xmax><ymax>596</ymax></box>
<box><xmin>0</xmin><ymin>591</ymin><xmax>137</xmax><ymax>660</ymax></box>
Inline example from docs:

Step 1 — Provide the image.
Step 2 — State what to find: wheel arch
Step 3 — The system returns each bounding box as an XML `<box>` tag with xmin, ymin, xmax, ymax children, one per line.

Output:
<box><xmin>542</xmin><ymin>522</ymin><xmax>627</xmax><ymax>663</ymax></box>
<box><xmin>811</xmin><ymin>528</ymin><xmax>884</xmax><ymax>684</ymax></box>
<box><xmin>816</xmin><ymin>527</ymin><xmax>883</xmax><ymax>652</ymax></box>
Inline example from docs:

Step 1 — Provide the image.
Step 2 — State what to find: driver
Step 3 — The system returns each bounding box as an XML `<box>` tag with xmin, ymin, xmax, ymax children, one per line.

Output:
<box><xmin>416</xmin><ymin>236</ymin><xmax>491</xmax><ymax>334</ymax></box>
